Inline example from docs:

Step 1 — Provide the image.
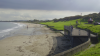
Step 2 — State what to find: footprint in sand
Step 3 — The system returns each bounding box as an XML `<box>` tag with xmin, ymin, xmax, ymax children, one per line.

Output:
<box><xmin>7</xmin><ymin>49</ymin><xmax>10</xmax><ymax>50</ymax></box>
<box><xmin>6</xmin><ymin>54</ymin><xmax>9</xmax><ymax>55</ymax></box>
<box><xmin>16</xmin><ymin>46</ymin><xmax>24</xmax><ymax>52</ymax></box>
<box><xmin>21</xmin><ymin>54</ymin><xmax>24</xmax><ymax>56</ymax></box>
<box><xmin>29</xmin><ymin>41</ymin><xmax>32</xmax><ymax>43</ymax></box>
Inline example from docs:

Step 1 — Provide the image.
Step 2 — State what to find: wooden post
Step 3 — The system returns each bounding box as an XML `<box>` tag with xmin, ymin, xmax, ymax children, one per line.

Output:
<box><xmin>88</xmin><ymin>30</ymin><xmax>90</xmax><ymax>38</ymax></box>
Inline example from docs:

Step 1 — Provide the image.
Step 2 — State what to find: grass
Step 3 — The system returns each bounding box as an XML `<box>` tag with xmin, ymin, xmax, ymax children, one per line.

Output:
<box><xmin>77</xmin><ymin>22</ymin><xmax>100</xmax><ymax>42</ymax></box>
<box><xmin>74</xmin><ymin>21</ymin><xmax>100</xmax><ymax>56</ymax></box>
<box><xmin>41</xmin><ymin>19</ymin><xmax>81</xmax><ymax>30</ymax></box>
<box><xmin>74</xmin><ymin>43</ymin><xmax>100</xmax><ymax>56</ymax></box>
<box><xmin>77</xmin><ymin>19</ymin><xmax>100</xmax><ymax>34</ymax></box>
<box><xmin>40</xmin><ymin>18</ymin><xmax>100</xmax><ymax>56</ymax></box>
<box><xmin>77</xmin><ymin>24</ymin><xmax>100</xmax><ymax>34</ymax></box>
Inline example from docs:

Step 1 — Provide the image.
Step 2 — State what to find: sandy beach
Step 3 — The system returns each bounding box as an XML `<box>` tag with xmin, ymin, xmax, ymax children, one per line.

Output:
<box><xmin>0</xmin><ymin>23</ymin><xmax>71</xmax><ymax>56</ymax></box>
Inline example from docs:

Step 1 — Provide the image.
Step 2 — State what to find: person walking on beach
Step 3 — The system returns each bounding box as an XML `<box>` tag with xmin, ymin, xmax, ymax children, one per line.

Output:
<box><xmin>27</xmin><ymin>25</ymin><xmax>28</xmax><ymax>29</ymax></box>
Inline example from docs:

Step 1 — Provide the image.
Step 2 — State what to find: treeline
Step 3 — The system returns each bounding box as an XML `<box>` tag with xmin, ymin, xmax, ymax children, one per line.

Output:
<box><xmin>53</xmin><ymin>12</ymin><xmax>100</xmax><ymax>22</ymax></box>
<box><xmin>26</xmin><ymin>19</ymin><xmax>51</xmax><ymax>24</ymax></box>
<box><xmin>53</xmin><ymin>15</ymin><xmax>82</xmax><ymax>22</ymax></box>
<box><xmin>26</xmin><ymin>12</ymin><xmax>100</xmax><ymax>23</ymax></box>
<box><xmin>82</xmin><ymin>13</ymin><xmax>100</xmax><ymax>22</ymax></box>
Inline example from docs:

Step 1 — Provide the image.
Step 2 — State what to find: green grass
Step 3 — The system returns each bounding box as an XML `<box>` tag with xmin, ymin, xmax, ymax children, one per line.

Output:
<box><xmin>77</xmin><ymin>22</ymin><xmax>100</xmax><ymax>34</ymax></box>
<box><xmin>40</xmin><ymin>18</ymin><xmax>100</xmax><ymax>56</ymax></box>
<box><xmin>74</xmin><ymin>19</ymin><xmax>100</xmax><ymax>56</ymax></box>
<box><xmin>77</xmin><ymin>22</ymin><xmax>100</xmax><ymax>42</ymax></box>
<box><xmin>41</xmin><ymin>19</ymin><xmax>81</xmax><ymax>30</ymax></box>
<box><xmin>75</xmin><ymin>22</ymin><xmax>100</xmax><ymax>56</ymax></box>
<box><xmin>74</xmin><ymin>43</ymin><xmax>100</xmax><ymax>56</ymax></box>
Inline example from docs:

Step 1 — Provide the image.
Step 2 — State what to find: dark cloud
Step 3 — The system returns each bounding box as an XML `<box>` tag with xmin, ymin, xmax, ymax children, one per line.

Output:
<box><xmin>0</xmin><ymin>0</ymin><xmax>100</xmax><ymax>12</ymax></box>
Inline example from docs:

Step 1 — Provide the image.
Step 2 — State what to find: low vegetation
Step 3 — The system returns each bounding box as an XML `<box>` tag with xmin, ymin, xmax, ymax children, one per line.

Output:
<box><xmin>41</xmin><ymin>19</ymin><xmax>81</xmax><ymax>30</ymax></box>
<box><xmin>75</xmin><ymin>20</ymin><xmax>100</xmax><ymax>56</ymax></box>
<box><xmin>74</xmin><ymin>42</ymin><xmax>100</xmax><ymax>56</ymax></box>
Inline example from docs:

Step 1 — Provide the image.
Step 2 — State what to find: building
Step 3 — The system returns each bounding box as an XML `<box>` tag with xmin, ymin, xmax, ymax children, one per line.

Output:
<box><xmin>88</xmin><ymin>18</ymin><xmax>93</xmax><ymax>24</ymax></box>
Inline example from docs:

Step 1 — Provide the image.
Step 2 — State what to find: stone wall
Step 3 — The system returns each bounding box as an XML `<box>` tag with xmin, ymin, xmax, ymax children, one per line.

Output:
<box><xmin>54</xmin><ymin>38</ymin><xmax>90</xmax><ymax>56</ymax></box>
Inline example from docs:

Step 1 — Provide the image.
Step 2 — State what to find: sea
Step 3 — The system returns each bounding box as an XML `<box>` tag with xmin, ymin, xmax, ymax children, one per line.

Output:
<box><xmin>0</xmin><ymin>22</ymin><xmax>25</xmax><ymax>40</ymax></box>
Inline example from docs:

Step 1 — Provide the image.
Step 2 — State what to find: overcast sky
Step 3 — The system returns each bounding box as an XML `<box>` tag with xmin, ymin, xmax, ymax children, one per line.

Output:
<box><xmin>0</xmin><ymin>0</ymin><xmax>100</xmax><ymax>20</ymax></box>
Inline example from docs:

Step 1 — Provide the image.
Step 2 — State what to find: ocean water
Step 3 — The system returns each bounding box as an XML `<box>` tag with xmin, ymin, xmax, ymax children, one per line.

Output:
<box><xmin>0</xmin><ymin>22</ymin><xmax>25</xmax><ymax>40</ymax></box>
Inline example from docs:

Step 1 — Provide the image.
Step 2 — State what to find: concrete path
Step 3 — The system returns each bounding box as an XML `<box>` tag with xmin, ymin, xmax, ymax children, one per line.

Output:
<box><xmin>72</xmin><ymin>28</ymin><xmax>88</xmax><ymax>36</ymax></box>
<box><xmin>60</xmin><ymin>28</ymin><xmax>96</xmax><ymax>37</ymax></box>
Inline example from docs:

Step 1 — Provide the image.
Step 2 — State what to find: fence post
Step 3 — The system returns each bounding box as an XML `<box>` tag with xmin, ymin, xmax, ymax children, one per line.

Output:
<box><xmin>88</xmin><ymin>30</ymin><xmax>90</xmax><ymax>38</ymax></box>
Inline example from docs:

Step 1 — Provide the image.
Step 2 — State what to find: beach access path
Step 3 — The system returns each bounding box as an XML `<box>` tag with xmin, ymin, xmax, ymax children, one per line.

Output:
<box><xmin>0</xmin><ymin>23</ymin><xmax>71</xmax><ymax>56</ymax></box>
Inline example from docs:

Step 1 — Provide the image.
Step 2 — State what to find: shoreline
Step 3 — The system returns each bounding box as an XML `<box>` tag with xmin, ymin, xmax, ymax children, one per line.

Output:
<box><xmin>0</xmin><ymin>22</ymin><xmax>26</xmax><ymax>40</ymax></box>
<box><xmin>0</xmin><ymin>23</ymin><xmax>71</xmax><ymax>56</ymax></box>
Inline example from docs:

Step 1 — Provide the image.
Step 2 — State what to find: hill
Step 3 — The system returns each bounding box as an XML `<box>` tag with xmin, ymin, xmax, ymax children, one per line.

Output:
<box><xmin>53</xmin><ymin>12</ymin><xmax>100</xmax><ymax>22</ymax></box>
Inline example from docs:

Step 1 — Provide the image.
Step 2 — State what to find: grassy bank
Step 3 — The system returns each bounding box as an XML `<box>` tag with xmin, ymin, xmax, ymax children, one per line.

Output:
<box><xmin>41</xmin><ymin>19</ymin><xmax>81</xmax><ymax>30</ymax></box>
<box><xmin>77</xmin><ymin>20</ymin><xmax>100</xmax><ymax>42</ymax></box>
<box><xmin>74</xmin><ymin>42</ymin><xmax>100</xmax><ymax>56</ymax></box>
<box><xmin>75</xmin><ymin>21</ymin><xmax>100</xmax><ymax>56</ymax></box>
<box><xmin>40</xmin><ymin>19</ymin><xmax>100</xmax><ymax>56</ymax></box>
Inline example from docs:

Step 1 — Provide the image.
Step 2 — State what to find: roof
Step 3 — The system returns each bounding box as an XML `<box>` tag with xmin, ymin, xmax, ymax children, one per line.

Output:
<box><xmin>88</xmin><ymin>18</ymin><xmax>93</xmax><ymax>21</ymax></box>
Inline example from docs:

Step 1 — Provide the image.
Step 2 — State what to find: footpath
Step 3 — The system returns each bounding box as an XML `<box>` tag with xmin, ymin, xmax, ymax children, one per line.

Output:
<box><xmin>60</xmin><ymin>28</ymin><xmax>96</xmax><ymax>37</ymax></box>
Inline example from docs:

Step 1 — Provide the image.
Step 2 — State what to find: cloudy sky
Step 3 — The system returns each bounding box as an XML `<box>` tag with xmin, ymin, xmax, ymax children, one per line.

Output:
<box><xmin>0</xmin><ymin>0</ymin><xmax>100</xmax><ymax>20</ymax></box>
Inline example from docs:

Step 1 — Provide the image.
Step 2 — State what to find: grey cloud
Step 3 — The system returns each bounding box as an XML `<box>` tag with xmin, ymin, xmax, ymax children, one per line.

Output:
<box><xmin>0</xmin><ymin>11</ymin><xmax>32</xmax><ymax>20</ymax></box>
<box><xmin>0</xmin><ymin>0</ymin><xmax>100</xmax><ymax>12</ymax></box>
<box><xmin>0</xmin><ymin>9</ymin><xmax>97</xmax><ymax>20</ymax></box>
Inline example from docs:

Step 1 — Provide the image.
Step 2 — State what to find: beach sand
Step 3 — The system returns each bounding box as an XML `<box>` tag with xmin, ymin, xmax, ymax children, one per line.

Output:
<box><xmin>0</xmin><ymin>23</ymin><xmax>71</xmax><ymax>56</ymax></box>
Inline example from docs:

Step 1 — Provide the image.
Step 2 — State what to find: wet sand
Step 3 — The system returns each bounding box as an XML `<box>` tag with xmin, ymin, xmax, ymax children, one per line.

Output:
<box><xmin>0</xmin><ymin>23</ymin><xmax>71</xmax><ymax>56</ymax></box>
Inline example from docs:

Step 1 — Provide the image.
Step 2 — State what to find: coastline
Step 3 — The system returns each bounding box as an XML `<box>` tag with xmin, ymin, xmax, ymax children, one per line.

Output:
<box><xmin>0</xmin><ymin>23</ymin><xmax>71</xmax><ymax>56</ymax></box>
<box><xmin>0</xmin><ymin>22</ymin><xmax>25</xmax><ymax>40</ymax></box>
